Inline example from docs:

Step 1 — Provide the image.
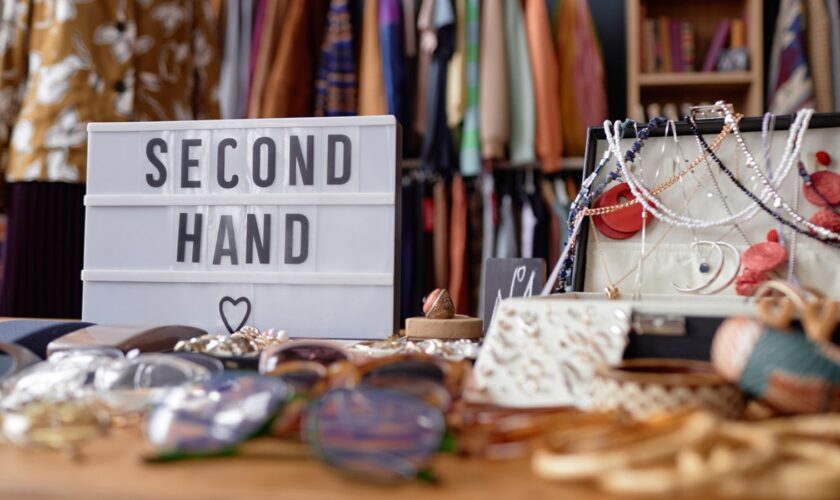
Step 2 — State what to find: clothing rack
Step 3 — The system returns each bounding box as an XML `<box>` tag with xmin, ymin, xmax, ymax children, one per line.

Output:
<box><xmin>400</xmin><ymin>157</ymin><xmax>586</xmax><ymax>171</ymax></box>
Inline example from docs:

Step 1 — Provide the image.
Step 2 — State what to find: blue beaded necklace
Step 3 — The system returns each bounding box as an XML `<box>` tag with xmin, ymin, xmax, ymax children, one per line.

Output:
<box><xmin>553</xmin><ymin>117</ymin><xmax>666</xmax><ymax>293</ymax></box>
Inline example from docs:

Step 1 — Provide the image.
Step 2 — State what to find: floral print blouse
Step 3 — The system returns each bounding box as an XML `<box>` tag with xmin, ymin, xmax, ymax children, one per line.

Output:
<box><xmin>0</xmin><ymin>0</ymin><xmax>221</xmax><ymax>183</ymax></box>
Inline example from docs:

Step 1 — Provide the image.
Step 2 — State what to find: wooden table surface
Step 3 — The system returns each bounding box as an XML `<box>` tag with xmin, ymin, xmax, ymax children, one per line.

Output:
<box><xmin>0</xmin><ymin>428</ymin><xmax>623</xmax><ymax>500</ymax></box>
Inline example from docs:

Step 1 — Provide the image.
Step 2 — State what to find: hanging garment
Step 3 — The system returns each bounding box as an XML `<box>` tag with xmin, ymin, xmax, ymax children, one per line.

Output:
<box><xmin>359</xmin><ymin>0</ymin><xmax>388</xmax><ymax>115</ymax></box>
<box><xmin>421</xmin><ymin>0</ymin><xmax>458</xmax><ymax>173</ymax></box>
<box><xmin>402</xmin><ymin>0</ymin><xmax>418</xmax><ymax>57</ymax></box>
<box><xmin>314</xmin><ymin>0</ymin><xmax>358</xmax><ymax>116</ymax></box>
<box><xmin>466</xmin><ymin>177</ymin><xmax>484</xmax><ymax>314</ymax></box>
<box><xmin>768</xmin><ymin>0</ymin><xmax>814</xmax><ymax>114</ymax></box>
<box><xmin>262</xmin><ymin>0</ymin><xmax>328</xmax><ymax>117</ymax></box>
<box><xmin>380</xmin><ymin>0</ymin><xmax>406</xmax><ymax>122</ymax></box>
<box><xmin>520</xmin><ymin>196</ymin><xmax>537</xmax><ymax>258</ymax></box>
<box><xmin>553</xmin><ymin>177</ymin><xmax>571</xmax><ymax>249</ymax></box>
<box><xmin>0</xmin><ymin>0</ymin><xmax>220</xmax><ymax>317</ymax></box>
<box><xmin>826</xmin><ymin>0</ymin><xmax>840</xmax><ymax>112</ymax></box>
<box><xmin>556</xmin><ymin>0</ymin><xmax>608</xmax><ymax>156</ymax></box>
<box><xmin>401</xmin><ymin>175</ymin><xmax>418</xmax><ymax>322</ymax></box>
<box><xmin>529</xmin><ymin>174</ymin><xmax>550</xmax><ymax>261</ymax></box>
<box><xmin>247</xmin><ymin>0</ymin><xmax>267</xmax><ymax>111</ymax></box>
<box><xmin>219</xmin><ymin>0</ymin><xmax>241</xmax><ymax>119</ymax></box>
<box><xmin>419</xmin><ymin>179</ymin><xmax>436</xmax><ymax>305</ymax></box>
<box><xmin>525</xmin><ymin>0</ymin><xmax>563</xmax><ymax>173</ymax></box>
<box><xmin>0</xmin><ymin>183</ymin><xmax>85</xmax><ymax>318</ymax></box>
<box><xmin>0</xmin><ymin>0</ymin><xmax>220</xmax><ymax>183</ymax></box>
<box><xmin>433</xmin><ymin>180</ymin><xmax>450</xmax><ymax>289</ymax></box>
<box><xmin>449</xmin><ymin>175</ymin><xmax>469</xmax><ymax>313</ymax></box>
<box><xmin>478</xmin><ymin>170</ymin><xmax>495</xmax><ymax>318</ymax></box>
<box><xmin>248</xmin><ymin>0</ymin><xmax>289</xmax><ymax>117</ymax></box>
<box><xmin>504</xmin><ymin>0</ymin><xmax>536</xmax><ymax>166</ymax></box>
<box><xmin>446</xmin><ymin>0</ymin><xmax>466</xmax><ymax>128</ymax></box>
<box><xmin>460</xmin><ymin>0</ymin><xmax>480</xmax><ymax>176</ymax></box>
<box><xmin>495</xmin><ymin>193</ymin><xmax>517</xmax><ymax>258</ymax></box>
<box><xmin>414</xmin><ymin>0</ymin><xmax>436</xmax><ymax>136</ymax></box>
<box><xmin>541</xmin><ymin>179</ymin><xmax>561</xmax><ymax>265</ymax></box>
<box><xmin>479</xmin><ymin>0</ymin><xmax>508</xmax><ymax>161</ymax></box>
<box><xmin>235</xmin><ymin>0</ymin><xmax>253</xmax><ymax>119</ymax></box>
<box><xmin>805</xmin><ymin>0</ymin><xmax>833</xmax><ymax>112</ymax></box>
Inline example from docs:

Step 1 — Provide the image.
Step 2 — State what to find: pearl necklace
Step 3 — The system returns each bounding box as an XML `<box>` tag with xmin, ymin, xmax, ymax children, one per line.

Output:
<box><xmin>603</xmin><ymin>110</ymin><xmax>810</xmax><ymax>230</ymax></box>
<box><xmin>723</xmin><ymin>106</ymin><xmax>840</xmax><ymax>240</ymax></box>
<box><xmin>690</xmin><ymin>120</ymin><xmax>840</xmax><ymax>249</ymax></box>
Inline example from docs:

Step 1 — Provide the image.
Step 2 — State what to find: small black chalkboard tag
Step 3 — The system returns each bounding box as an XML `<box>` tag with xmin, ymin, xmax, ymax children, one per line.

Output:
<box><xmin>482</xmin><ymin>258</ymin><xmax>546</xmax><ymax>333</ymax></box>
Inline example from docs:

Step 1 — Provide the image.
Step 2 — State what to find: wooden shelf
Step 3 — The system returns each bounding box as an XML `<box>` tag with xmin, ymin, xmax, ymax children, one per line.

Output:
<box><xmin>626</xmin><ymin>0</ymin><xmax>764</xmax><ymax>118</ymax></box>
<box><xmin>639</xmin><ymin>71</ymin><xmax>754</xmax><ymax>86</ymax></box>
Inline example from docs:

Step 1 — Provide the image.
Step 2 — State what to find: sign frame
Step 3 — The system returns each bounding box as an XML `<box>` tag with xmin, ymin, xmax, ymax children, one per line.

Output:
<box><xmin>82</xmin><ymin>116</ymin><xmax>402</xmax><ymax>340</ymax></box>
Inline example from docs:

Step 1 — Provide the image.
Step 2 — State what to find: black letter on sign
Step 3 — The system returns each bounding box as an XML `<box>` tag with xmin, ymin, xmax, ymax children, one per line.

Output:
<box><xmin>217</xmin><ymin>138</ymin><xmax>238</xmax><ymax>189</ymax></box>
<box><xmin>146</xmin><ymin>138</ymin><xmax>168</xmax><ymax>187</ymax></box>
<box><xmin>246</xmin><ymin>213</ymin><xmax>271</xmax><ymax>264</ymax></box>
<box><xmin>284</xmin><ymin>213</ymin><xmax>309</xmax><ymax>264</ymax></box>
<box><xmin>327</xmin><ymin>134</ymin><xmax>351</xmax><ymax>185</ymax></box>
<box><xmin>180</xmin><ymin>138</ymin><xmax>202</xmax><ymax>188</ymax></box>
<box><xmin>253</xmin><ymin>137</ymin><xmax>276</xmax><ymax>187</ymax></box>
<box><xmin>177</xmin><ymin>213</ymin><xmax>202</xmax><ymax>263</ymax></box>
<box><xmin>213</xmin><ymin>215</ymin><xmax>239</xmax><ymax>265</ymax></box>
<box><xmin>289</xmin><ymin>135</ymin><xmax>314</xmax><ymax>185</ymax></box>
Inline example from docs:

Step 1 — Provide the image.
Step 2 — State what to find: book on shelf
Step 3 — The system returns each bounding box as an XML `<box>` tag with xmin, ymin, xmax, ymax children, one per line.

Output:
<box><xmin>645</xmin><ymin>19</ymin><xmax>657</xmax><ymax>72</ymax></box>
<box><xmin>670</xmin><ymin>20</ymin><xmax>682</xmax><ymax>72</ymax></box>
<box><xmin>641</xmin><ymin>17</ymin><xmax>695</xmax><ymax>73</ymax></box>
<box><xmin>657</xmin><ymin>16</ymin><xmax>672</xmax><ymax>72</ymax></box>
<box><xmin>702</xmin><ymin>19</ymin><xmax>731</xmax><ymax>72</ymax></box>
<box><xmin>680</xmin><ymin>20</ymin><xmax>694</xmax><ymax>72</ymax></box>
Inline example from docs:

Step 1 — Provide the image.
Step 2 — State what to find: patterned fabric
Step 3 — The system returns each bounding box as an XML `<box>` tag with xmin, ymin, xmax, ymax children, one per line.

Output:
<box><xmin>0</xmin><ymin>0</ymin><xmax>221</xmax><ymax>183</ymax></box>
<box><xmin>768</xmin><ymin>0</ymin><xmax>815</xmax><ymax>114</ymax></box>
<box><xmin>315</xmin><ymin>0</ymin><xmax>358</xmax><ymax>117</ymax></box>
<box><xmin>459</xmin><ymin>0</ymin><xmax>480</xmax><ymax>176</ymax></box>
<box><xmin>380</xmin><ymin>0</ymin><xmax>405</xmax><ymax>122</ymax></box>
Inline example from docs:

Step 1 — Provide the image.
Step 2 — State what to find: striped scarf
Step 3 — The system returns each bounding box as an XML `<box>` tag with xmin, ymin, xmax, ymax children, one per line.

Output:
<box><xmin>315</xmin><ymin>0</ymin><xmax>358</xmax><ymax>116</ymax></box>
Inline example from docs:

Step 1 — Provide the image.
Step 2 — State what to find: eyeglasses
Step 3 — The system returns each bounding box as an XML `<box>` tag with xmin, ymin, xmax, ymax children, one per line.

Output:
<box><xmin>143</xmin><ymin>375</ymin><xmax>446</xmax><ymax>482</ymax></box>
<box><xmin>328</xmin><ymin>354</ymin><xmax>467</xmax><ymax>411</ymax></box>
<box><xmin>145</xmin><ymin>375</ymin><xmax>290</xmax><ymax>457</ymax></box>
<box><xmin>2</xmin><ymin>349</ymin><xmax>214</xmax><ymax>413</ymax></box>
<box><xmin>303</xmin><ymin>387</ymin><xmax>445</xmax><ymax>482</ymax></box>
<box><xmin>1</xmin><ymin>347</ymin><xmax>123</xmax><ymax>411</ymax></box>
<box><xmin>258</xmin><ymin>341</ymin><xmax>351</xmax><ymax>399</ymax></box>
<box><xmin>93</xmin><ymin>353</ymin><xmax>213</xmax><ymax>413</ymax></box>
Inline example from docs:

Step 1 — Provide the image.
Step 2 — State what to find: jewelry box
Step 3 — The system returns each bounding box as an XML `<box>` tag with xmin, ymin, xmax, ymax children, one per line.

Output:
<box><xmin>564</xmin><ymin>108</ymin><xmax>840</xmax><ymax>361</ymax></box>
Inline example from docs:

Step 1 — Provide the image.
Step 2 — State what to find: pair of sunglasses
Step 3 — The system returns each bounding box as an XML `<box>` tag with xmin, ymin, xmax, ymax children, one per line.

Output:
<box><xmin>145</xmin><ymin>375</ymin><xmax>445</xmax><ymax>482</ymax></box>
<box><xmin>259</xmin><ymin>341</ymin><xmax>466</xmax><ymax>408</ymax></box>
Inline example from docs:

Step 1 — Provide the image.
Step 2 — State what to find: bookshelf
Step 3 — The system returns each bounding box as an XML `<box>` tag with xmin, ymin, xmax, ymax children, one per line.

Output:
<box><xmin>626</xmin><ymin>0</ymin><xmax>763</xmax><ymax>119</ymax></box>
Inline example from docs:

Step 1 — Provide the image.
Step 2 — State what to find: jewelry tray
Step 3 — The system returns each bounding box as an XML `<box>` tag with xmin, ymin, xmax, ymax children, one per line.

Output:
<box><xmin>571</xmin><ymin>112</ymin><xmax>840</xmax><ymax>299</ymax></box>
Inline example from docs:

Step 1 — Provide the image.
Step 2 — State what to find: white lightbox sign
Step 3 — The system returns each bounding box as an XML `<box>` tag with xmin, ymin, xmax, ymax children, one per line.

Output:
<box><xmin>83</xmin><ymin>116</ymin><xmax>400</xmax><ymax>339</ymax></box>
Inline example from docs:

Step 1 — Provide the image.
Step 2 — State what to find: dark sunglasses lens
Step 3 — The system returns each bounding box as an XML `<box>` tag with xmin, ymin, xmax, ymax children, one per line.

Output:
<box><xmin>271</xmin><ymin>345</ymin><xmax>347</xmax><ymax>367</ymax></box>
<box><xmin>278</xmin><ymin>368</ymin><xmax>322</xmax><ymax>395</ymax></box>
<box><xmin>362</xmin><ymin>360</ymin><xmax>445</xmax><ymax>386</ymax></box>
<box><xmin>146</xmin><ymin>376</ymin><xmax>288</xmax><ymax>455</ymax></box>
<box><xmin>304</xmin><ymin>388</ymin><xmax>445</xmax><ymax>481</ymax></box>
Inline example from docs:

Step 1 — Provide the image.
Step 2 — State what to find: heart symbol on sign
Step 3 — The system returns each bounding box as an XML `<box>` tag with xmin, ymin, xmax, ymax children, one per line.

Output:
<box><xmin>219</xmin><ymin>296</ymin><xmax>252</xmax><ymax>333</ymax></box>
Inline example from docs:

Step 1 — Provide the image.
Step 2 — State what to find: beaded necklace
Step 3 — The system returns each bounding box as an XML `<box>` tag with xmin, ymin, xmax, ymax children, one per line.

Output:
<box><xmin>723</xmin><ymin>107</ymin><xmax>840</xmax><ymax>241</ymax></box>
<box><xmin>544</xmin><ymin>119</ymin><xmax>734</xmax><ymax>294</ymax></box>
<box><xmin>689</xmin><ymin>119</ymin><xmax>840</xmax><ymax>250</ymax></box>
